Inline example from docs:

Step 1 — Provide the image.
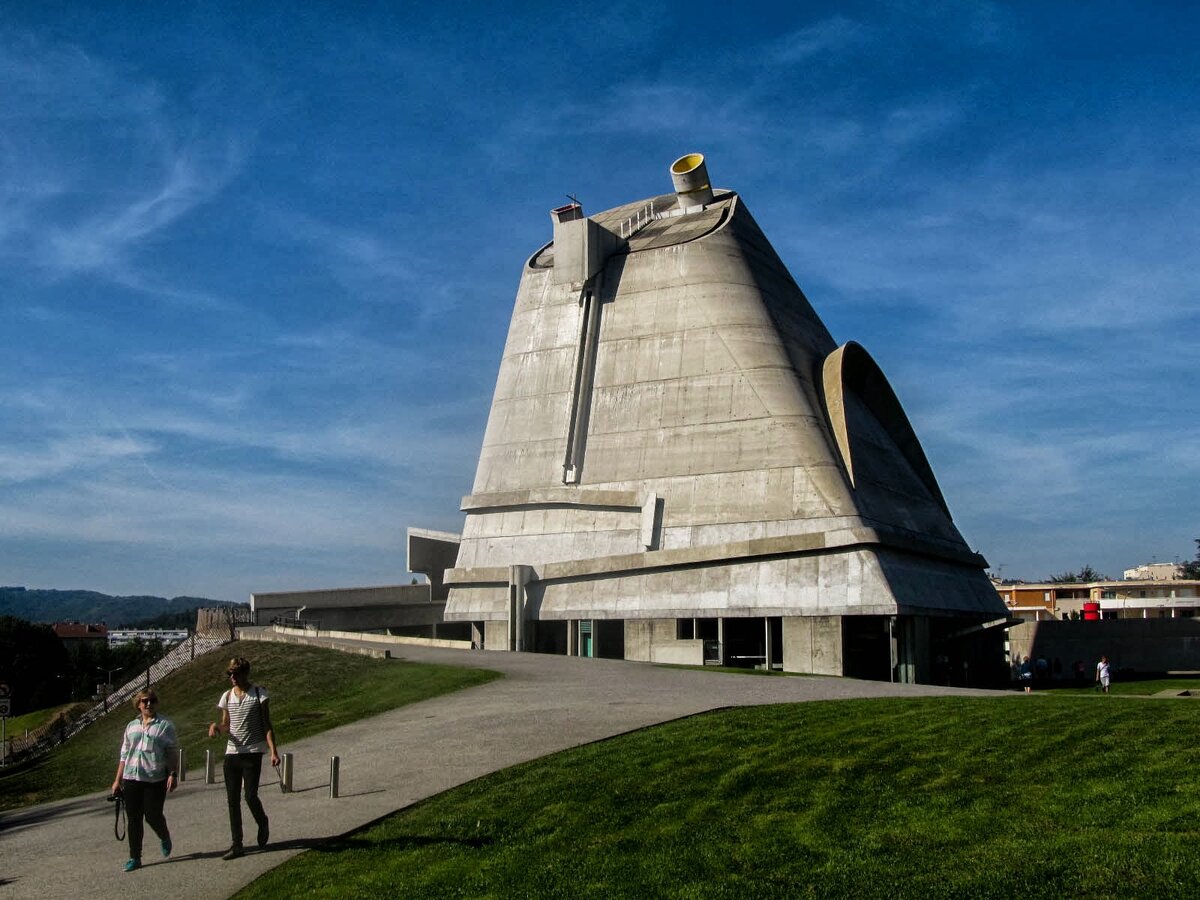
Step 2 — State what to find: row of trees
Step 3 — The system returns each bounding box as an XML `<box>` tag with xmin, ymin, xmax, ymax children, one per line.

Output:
<box><xmin>1047</xmin><ymin>540</ymin><xmax>1200</xmax><ymax>583</ymax></box>
<box><xmin>1181</xmin><ymin>540</ymin><xmax>1200</xmax><ymax>580</ymax></box>
<box><xmin>0</xmin><ymin>615</ymin><xmax>172</xmax><ymax>717</ymax></box>
<box><xmin>1047</xmin><ymin>565</ymin><xmax>1108</xmax><ymax>584</ymax></box>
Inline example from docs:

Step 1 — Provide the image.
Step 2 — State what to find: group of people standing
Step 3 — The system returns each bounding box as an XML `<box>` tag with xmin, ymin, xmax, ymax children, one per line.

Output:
<box><xmin>110</xmin><ymin>656</ymin><xmax>280</xmax><ymax>872</ymax></box>
<box><xmin>1016</xmin><ymin>653</ymin><xmax>1112</xmax><ymax>693</ymax></box>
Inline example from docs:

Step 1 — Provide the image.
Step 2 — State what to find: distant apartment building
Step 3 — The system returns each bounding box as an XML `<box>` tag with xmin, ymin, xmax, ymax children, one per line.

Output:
<box><xmin>996</xmin><ymin>579</ymin><xmax>1200</xmax><ymax>621</ymax></box>
<box><xmin>1122</xmin><ymin>562</ymin><xmax>1183</xmax><ymax>581</ymax></box>
<box><xmin>106</xmin><ymin>628</ymin><xmax>190</xmax><ymax>648</ymax></box>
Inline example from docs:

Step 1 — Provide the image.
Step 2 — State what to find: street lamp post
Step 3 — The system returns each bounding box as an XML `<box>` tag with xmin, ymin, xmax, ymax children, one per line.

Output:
<box><xmin>95</xmin><ymin>667</ymin><xmax>124</xmax><ymax>713</ymax></box>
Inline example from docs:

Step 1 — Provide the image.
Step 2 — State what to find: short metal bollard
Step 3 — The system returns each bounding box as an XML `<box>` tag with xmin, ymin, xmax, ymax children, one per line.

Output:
<box><xmin>280</xmin><ymin>752</ymin><xmax>293</xmax><ymax>792</ymax></box>
<box><xmin>175</xmin><ymin>747</ymin><xmax>186</xmax><ymax>782</ymax></box>
<box><xmin>205</xmin><ymin>749</ymin><xmax>216</xmax><ymax>785</ymax></box>
<box><xmin>329</xmin><ymin>756</ymin><xmax>340</xmax><ymax>799</ymax></box>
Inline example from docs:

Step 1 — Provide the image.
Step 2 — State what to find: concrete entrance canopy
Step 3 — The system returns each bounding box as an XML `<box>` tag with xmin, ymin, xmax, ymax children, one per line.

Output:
<box><xmin>443</xmin><ymin>153</ymin><xmax>1007</xmax><ymax>682</ymax></box>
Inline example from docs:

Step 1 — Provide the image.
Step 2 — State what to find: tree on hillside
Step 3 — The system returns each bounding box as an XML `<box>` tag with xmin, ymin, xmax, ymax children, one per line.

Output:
<box><xmin>0</xmin><ymin>616</ymin><xmax>72</xmax><ymax>714</ymax></box>
<box><xmin>1048</xmin><ymin>565</ymin><xmax>1108</xmax><ymax>583</ymax></box>
<box><xmin>1181</xmin><ymin>540</ymin><xmax>1200</xmax><ymax>580</ymax></box>
<box><xmin>65</xmin><ymin>636</ymin><xmax>170</xmax><ymax>702</ymax></box>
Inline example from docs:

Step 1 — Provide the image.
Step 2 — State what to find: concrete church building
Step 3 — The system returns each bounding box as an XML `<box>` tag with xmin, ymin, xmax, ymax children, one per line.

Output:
<box><xmin>440</xmin><ymin>154</ymin><xmax>1007</xmax><ymax>684</ymax></box>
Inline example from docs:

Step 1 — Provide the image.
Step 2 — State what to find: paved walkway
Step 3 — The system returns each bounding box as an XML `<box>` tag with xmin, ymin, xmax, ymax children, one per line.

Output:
<box><xmin>0</xmin><ymin>635</ymin><xmax>1001</xmax><ymax>899</ymax></box>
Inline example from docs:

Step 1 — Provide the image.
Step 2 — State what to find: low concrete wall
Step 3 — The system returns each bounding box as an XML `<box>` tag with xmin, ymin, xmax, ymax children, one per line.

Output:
<box><xmin>312</xmin><ymin>627</ymin><xmax>472</xmax><ymax>651</ymax></box>
<box><xmin>1011</xmin><ymin>618</ymin><xmax>1200</xmax><ymax>672</ymax></box>
<box><xmin>238</xmin><ymin>629</ymin><xmax>392</xmax><ymax>659</ymax></box>
<box><xmin>651</xmin><ymin>641</ymin><xmax>705</xmax><ymax>666</ymax></box>
<box><xmin>625</xmin><ymin>618</ymin><xmax>704</xmax><ymax>665</ymax></box>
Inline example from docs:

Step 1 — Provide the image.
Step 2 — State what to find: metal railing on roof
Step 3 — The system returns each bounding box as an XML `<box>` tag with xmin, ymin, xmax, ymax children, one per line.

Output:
<box><xmin>619</xmin><ymin>201</ymin><xmax>656</xmax><ymax>239</ymax></box>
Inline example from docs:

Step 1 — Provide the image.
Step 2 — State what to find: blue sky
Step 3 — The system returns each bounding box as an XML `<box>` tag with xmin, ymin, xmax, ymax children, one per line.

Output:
<box><xmin>2</xmin><ymin>2</ymin><xmax>1197</xmax><ymax>601</ymax></box>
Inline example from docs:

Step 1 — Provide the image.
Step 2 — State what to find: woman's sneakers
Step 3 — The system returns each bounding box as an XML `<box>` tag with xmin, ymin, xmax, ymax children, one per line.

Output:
<box><xmin>123</xmin><ymin>858</ymin><xmax>141</xmax><ymax>872</ymax></box>
<box><xmin>161</xmin><ymin>838</ymin><xmax>172</xmax><ymax>857</ymax></box>
<box><xmin>257</xmin><ymin>821</ymin><xmax>269</xmax><ymax>848</ymax></box>
<box><xmin>222</xmin><ymin>844</ymin><xmax>244</xmax><ymax>860</ymax></box>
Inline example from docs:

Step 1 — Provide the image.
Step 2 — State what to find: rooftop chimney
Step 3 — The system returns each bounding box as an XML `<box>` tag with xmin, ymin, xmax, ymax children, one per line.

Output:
<box><xmin>670</xmin><ymin>153</ymin><xmax>714</xmax><ymax>210</ymax></box>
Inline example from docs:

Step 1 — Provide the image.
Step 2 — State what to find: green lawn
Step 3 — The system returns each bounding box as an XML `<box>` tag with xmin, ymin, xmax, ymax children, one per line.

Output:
<box><xmin>2</xmin><ymin>701</ymin><xmax>89</xmax><ymax>740</ymax></box>
<box><xmin>0</xmin><ymin>641</ymin><xmax>500</xmax><ymax>812</ymax></box>
<box><xmin>239</xmin><ymin>694</ymin><xmax>1200</xmax><ymax>900</ymax></box>
<box><xmin>1041</xmin><ymin>674</ymin><xmax>1200</xmax><ymax>697</ymax></box>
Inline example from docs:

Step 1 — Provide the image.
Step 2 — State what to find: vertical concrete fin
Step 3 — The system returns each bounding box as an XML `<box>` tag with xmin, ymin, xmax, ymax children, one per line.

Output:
<box><xmin>640</xmin><ymin>492</ymin><xmax>660</xmax><ymax>550</ymax></box>
<box><xmin>562</xmin><ymin>275</ymin><xmax>603</xmax><ymax>483</ymax></box>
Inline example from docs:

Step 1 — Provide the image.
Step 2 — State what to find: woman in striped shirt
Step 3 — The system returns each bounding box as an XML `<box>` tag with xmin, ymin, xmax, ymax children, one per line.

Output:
<box><xmin>111</xmin><ymin>689</ymin><xmax>177</xmax><ymax>872</ymax></box>
<box><xmin>208</xmin><ymin>656</ymin><xmax>279</xmax><ymax>860</ymax></box>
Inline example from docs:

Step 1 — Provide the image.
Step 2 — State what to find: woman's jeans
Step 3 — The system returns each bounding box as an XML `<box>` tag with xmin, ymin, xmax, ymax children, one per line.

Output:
<box><xmin>121</xmin><ymin>777</ymin><xmax>170</xmax><ymax>859</ymax></box>
<box><xmin>223</xmin><ymin>753</ymin><xmax>268</xmax><ymax>846</ymax></box>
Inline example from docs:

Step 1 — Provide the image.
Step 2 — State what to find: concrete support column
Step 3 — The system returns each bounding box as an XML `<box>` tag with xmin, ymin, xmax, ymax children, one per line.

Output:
<box><xmin>782</xmin><ymin>616</ymin><xmax>843</xmax><ymax>676</ymax></box>
<box><xmin>508</xmin><ymin>565</ymin><xmax>533</xmax><ymax>652</ymax></box>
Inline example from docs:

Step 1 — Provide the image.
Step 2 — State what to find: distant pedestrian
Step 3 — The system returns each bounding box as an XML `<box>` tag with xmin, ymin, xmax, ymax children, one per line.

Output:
<box><xmin>1020</xmin><ymin>656</ymin><xmax>1034</xmax><ymax>693</ymax></box>
<box><xmin>208</xmin><ymin>657</ymin><xmax>280</xmax><ymax>860</ymax></box>
<box><xmin>111</xmin><ymin>689</ymin><xmax>178</xmax><ymax>872</ymax></box>
<box><xmin>1096</xmin><ymin>656</ymin><xmax>1111</xmax><ymax>693</ymax></box>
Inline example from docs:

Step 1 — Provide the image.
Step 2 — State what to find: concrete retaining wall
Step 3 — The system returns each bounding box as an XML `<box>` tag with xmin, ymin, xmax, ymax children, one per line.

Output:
<box><xmin>1011</xmin><ymin>618</ymin><xmax>1200</xmax><ymax>672</ymax></box>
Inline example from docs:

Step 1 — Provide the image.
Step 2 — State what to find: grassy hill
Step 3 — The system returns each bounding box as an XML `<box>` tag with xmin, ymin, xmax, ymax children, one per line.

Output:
<box><xmin>0</xmin><ymin>640</ymin><xmax>500</xmax><ymax>812</ymax></box>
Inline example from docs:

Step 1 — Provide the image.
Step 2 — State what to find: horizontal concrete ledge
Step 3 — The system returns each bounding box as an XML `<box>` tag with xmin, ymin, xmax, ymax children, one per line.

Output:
<box><xmin>310</xmin><ymin>626</ymin><xmax>472</xmax><ymax>651</ymax></box>
<box><xmin>238</xmin><ymin>628</ymin><xmax>393</xmax><ymax>659</ymax></box>
<box><xmin>461</xmin><ymin>487</ymin><xmax>641</xmax><ymax>512</ymax></box>
<box><xmin>445</xmin><ymin>526</ymin><xmax>984</xmax><ymax>586</ymax></box>
<box><xmin>406</xmin><ymin>526</ymin><xmax>461</xmax><ymax>543</ymax></box>
<box><xmin>449</xmin><ymin>604</ymin><xmax>904</xmax><ymax>623</ymax></box>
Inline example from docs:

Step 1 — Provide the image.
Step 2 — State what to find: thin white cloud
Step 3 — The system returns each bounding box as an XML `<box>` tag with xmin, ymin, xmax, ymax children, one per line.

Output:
<box><xmin>0</xmin><ymin>433</ymin><xmax>157</xmax><ymax>484</ymax></box>
<box><xmin>41</xmin><ymin>145</ymin><xmax>243</xmax><ymax>277</ymax></box>
<box><xmin>269</xmin><ymin>210</ymin><xmax>418</xmax><ymax>286</ymax></box>
<box><xmin>766</xmin><ymin>16</ymin><xmax>869</xmax><ymax>64</ymax></box>
<box><xmin>0</xmin><ymin>29</ymin><xmax>250</xmax><ymax>309</ymax></box>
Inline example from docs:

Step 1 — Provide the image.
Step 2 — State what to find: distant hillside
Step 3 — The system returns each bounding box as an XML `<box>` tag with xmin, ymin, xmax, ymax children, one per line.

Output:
<box><xmin>0</xmin><ymin>586</ymin><xmax>244</xmax><ymax>627</ymax></box>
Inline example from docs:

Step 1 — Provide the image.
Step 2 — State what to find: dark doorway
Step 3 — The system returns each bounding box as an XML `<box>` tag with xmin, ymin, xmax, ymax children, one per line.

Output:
<box><xmin>768</xmin><ymin>616</ymin><xmax>783</xmax><ymax>670</ymax></box>
<box><xmin>930</xmin><ymin>617</ymin><xmax>1008</xmax><ymax>688</ymax></box>
<box><xmin>532</xmin><ymin>620</ymin><xmax>568</xmax><ymax>655</ymax></box>
<box><xmin>723</xmin><ymin>617</ymin><xmax>767</xmax><ymax>669</ymax></box>
<box><xmin>595</xmin><ymin>619</ymin><xmax>625</xmax><ymax>659</ymax></box>
<box><xmin>843</xmin><ymin>616</ymin><xmax>892</xmax><ymax>681</ymax></box>
<box><xmin>697</xmin><ymin>618</ymin><xmax>721</xmax><ymax>664</ymax></box>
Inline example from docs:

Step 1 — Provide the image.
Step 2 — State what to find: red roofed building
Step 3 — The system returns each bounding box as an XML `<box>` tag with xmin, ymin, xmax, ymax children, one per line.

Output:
<box><xmin>52</xmin><ymin>622</ymin><xmax>109</xmax><ymax>652</ymax></box>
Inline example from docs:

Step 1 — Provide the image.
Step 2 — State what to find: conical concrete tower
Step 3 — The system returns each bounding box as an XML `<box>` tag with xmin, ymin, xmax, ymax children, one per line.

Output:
<box><xmin>443</xmin><ymin>154</ymin><xmax>1007</xmax><ymax>684</ymax></box>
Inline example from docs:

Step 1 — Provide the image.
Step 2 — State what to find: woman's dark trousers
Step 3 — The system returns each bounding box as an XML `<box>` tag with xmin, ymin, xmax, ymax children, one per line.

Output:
<box><xmin>223</xmin><ymin>753</ymin><xmax>268</xmax><ymax>847</ymax></box>
<box><xmin>121</xmin><ymin>778</ymin><xmax>170</xmax><ymax>859</ymax></box>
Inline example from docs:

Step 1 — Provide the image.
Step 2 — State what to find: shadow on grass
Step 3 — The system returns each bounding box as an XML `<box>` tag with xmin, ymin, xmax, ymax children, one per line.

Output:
<box><xmin>309</xmin><ymin>832</ymin><xmax>494</xmax><ymax>854</ymax></box>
